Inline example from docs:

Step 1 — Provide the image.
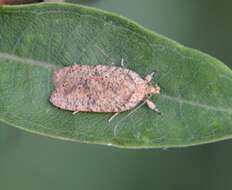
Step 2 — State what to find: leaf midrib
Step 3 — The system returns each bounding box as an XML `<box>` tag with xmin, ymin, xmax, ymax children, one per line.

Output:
<box><xmin>0</xmin><ymin>52</ymin><xmax>231</xmax><ymax>115</ymax></box>
<box><xmin>0</xmin><ymin>52</ymin><xmax>58</xmax><ymax>70</ymax></box>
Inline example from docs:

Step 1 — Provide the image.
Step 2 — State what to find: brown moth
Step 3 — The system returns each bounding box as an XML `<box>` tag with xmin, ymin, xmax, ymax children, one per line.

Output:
<box><xmin>50</xmin><ymin>64</ymin><xmax>160</xmax><ymax>116</ymax></box>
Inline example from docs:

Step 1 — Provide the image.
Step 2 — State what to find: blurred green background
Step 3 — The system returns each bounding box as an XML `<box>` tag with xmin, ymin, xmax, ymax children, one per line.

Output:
<box><xmin>1</xmin><ymin>0</ymin><xmax>232</xmax><ymax>189</ymax></box>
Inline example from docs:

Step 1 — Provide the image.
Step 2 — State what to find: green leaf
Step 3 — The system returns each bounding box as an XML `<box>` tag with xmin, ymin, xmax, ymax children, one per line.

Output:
<box><xmin>0</xmin><ymin>3</ymin><xmax>232</xmax><ymax>148</ymax></box>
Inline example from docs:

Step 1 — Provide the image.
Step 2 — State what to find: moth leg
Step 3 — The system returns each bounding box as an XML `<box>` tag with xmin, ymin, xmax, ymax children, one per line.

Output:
<box><xmin>145</xmin><ymin>72</ymin><xmax>155</xmax><ymax>83</ymax></box>
<box><xmin>108</xmin><ymin>112</ymin><xmax>120</xmax><ymax>122</ymax></box>
<box><xmin>72</xmin><ymin>111</ymin><xmax>79</xmax><ymax>115</ymax></box>
<box><xmin>146</xmin><ymin>99</ymin><xmax>161</xmax><ymax>114</ymax></box>
<box><xmin>120</xmin><ymin>58</ymin><xmax>126</xmax><ymax>67</ymax></box>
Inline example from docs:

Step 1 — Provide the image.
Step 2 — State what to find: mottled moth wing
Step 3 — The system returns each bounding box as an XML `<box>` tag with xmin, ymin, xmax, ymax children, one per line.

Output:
<box><xmin>50</xmin><ymin>65</ymin><xmax>148</xmax><ymax>113</ymax></box>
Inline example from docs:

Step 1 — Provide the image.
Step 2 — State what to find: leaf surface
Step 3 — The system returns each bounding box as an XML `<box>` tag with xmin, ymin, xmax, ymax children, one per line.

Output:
<box><xmin>0</xmin><ymin>3</ymin><xmax>232</xmax><ymax>148</ymax></box>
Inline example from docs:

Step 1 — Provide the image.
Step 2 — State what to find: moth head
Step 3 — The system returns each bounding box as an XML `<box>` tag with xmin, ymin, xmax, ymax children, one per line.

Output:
<box><xmin>146</xmin><ymin>85</ymin><xmax>160</xmax><ymax>95</ymax></box>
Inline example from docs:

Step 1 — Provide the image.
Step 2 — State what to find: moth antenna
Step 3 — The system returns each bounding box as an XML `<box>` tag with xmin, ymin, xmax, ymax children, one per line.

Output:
<box><xmin>113</xmin><ymin>95</ymin><xmax>152</xmax><ymax>136</ymax></box>
<box><xmin>95</xmin><ymin>45</ymin><xmax>115</xmax><ymax>65</ymax></box>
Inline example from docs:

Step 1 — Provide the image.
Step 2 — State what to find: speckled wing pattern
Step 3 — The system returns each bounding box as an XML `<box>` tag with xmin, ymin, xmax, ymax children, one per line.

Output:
<box><xmin>50</xmin><ymin>64</ymin><xmax>148</xmax><ymax>113</ymax></box>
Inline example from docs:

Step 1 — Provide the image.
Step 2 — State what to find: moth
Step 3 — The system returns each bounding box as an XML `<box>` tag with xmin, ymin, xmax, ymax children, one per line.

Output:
<box><xmin>50</xmin><ymin>63</ymin><xmax>161</xmax><ymax>118</ymax></box>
